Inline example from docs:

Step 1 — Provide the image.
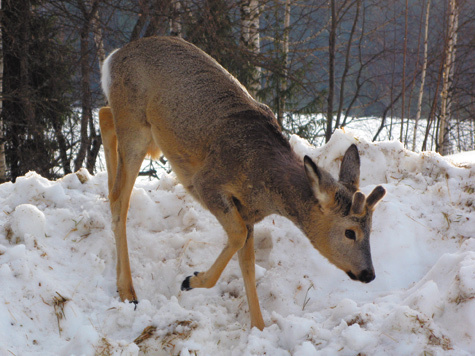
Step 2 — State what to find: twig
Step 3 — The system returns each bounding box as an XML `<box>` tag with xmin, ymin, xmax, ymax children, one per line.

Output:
<box><xmin>302</xmin><ymin>283</ymin><xmax>314</xmax><ymax>311</ymax></box>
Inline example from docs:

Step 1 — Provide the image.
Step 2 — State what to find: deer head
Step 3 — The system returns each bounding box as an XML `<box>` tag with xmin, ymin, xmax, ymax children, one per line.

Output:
<box><xmin>303</xmin><ymin>144</ymin><xmax>386</xmax><ymax>283</ymax></box>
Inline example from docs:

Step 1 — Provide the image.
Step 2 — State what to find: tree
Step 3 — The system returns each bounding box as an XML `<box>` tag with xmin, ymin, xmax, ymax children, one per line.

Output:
<box><xmin>170</xmin><ymin>0</ymin><xmax>183</xmax><ymax>37</ymax></box>
<box><xmin>278</xmin><ymin>0</ymin><xmax>291</xmax><ymax>125</ymax></box>
<box><xmin>325</xmin><ymin>0</ymin><xmax>336</xmax><ymax>143</ymax></box>
<box><xmin>335</xmin><ymin>0</ymin><xmax>361</xmax><ymax>130</ymax></box>
<box><xmin>1</xmin><ymin>0</ymin><xmax>474</xmax><ymax>184</ymax></box>
<box><xmin>2</xmin><ymin>0</ymin><xmax>77</xmax><ymax>180</ymax></box>
<box><xmin>438</xmin><ymin>0</ymin><xmax>458</xmax><ymax>155</ymax></box>
<box><xmin>0</xmin><ymin>0</ymin><xmax>6</xmax><ymax>182</ymax></box>
<box><xmin>413</xmin><ymin>0</ymin><xmax>431</xmax><ymax>151</ymax></box>
<box><xmin>240</xmin><ymin>0</ymin><xmax>261</xmax><ymax>97</ymax></box>
<box><xmin>73</xmin><ymin>0</ymin><xmax>102</xmax><ymax>173</ymax></box>
<box><xmin>399</xmin><ymin>0</ymin><xmax>409</xmax><ymax>143</ymax></box>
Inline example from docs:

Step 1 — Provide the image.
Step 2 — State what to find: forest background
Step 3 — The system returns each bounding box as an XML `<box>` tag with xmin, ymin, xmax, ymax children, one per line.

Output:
<box><xmin>1</xmin><ymin>0</ymin><xmax>474</xmax><ymax>182</ymax></box>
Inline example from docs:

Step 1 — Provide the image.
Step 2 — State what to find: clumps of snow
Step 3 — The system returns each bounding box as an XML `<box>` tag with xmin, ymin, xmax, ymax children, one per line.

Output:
<box><xmin>10</xmin><ymin>204</ymin><xmax>46</xmax><ymax>247</ymax></box>
<box><xmin>0</xmin><ymin>129</ymin><xmax>474</xmax><ymax>355</ymax></box>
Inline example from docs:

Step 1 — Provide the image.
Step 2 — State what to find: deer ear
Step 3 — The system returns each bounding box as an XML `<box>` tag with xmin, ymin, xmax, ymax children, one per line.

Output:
<box><xmin>339</xmin><ymin>144</ymin><xmax>360</xmax><ymax>191</ymax></box>
<box><xmin>351</xmin><ymin>191</ymin><xmax>366</xmax><ymax>215</ymax></box>
<box><xmin>304</xmin><ymin>156</ymin><xmax>336</xmax><ymax>208</ymax></box>
<box><xmin>366</xmin><ymin>185</ymin><xmax>386</xmax><ymax>210</ymax></box>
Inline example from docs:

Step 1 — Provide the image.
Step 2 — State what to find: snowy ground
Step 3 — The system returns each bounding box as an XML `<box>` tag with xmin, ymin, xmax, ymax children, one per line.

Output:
<box><xmin>0</xmin><ymin>129</ymin><xmax>474</xmax><ymax>355</ymax></box>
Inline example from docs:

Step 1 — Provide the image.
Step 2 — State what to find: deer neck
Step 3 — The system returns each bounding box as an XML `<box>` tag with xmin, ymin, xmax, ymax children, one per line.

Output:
<box><xmin>267</xmin><ymin>153</ymin><xmax>318</xmax><ymax>229</ymax></box>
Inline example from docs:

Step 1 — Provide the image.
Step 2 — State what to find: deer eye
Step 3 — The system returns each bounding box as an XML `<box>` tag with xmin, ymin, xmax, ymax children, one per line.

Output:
<box><xmin>345</xmin><ymin>229</ymin><xmax>356</xmax><ymax>241</ymax></box>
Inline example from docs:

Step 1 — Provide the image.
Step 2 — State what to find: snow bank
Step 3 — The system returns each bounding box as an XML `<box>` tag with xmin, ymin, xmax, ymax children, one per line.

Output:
<box><xmin>0</xmin><ymin>129</ymin><xmax>474</xmax><ymax>355</ymax></box>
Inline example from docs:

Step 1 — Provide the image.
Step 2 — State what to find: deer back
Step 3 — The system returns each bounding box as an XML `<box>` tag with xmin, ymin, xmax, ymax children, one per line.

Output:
<box><xmin>102</xmin><ymin>37</ymin><xmax>270</xmax><ymax>148</ymax></box>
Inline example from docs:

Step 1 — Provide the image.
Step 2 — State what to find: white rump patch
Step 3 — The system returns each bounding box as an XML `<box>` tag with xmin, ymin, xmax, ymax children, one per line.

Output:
<box><xmin>101</xmin><ymin>48</ymin><xmax>119</xmax><ymax>102</ymax></box>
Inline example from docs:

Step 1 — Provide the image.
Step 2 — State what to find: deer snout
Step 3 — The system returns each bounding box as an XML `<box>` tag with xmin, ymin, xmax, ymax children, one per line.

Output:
<box><xmin>347</xmin><ymin>268</ymin><xmax>375</xmax><ymax>283</ymax></box>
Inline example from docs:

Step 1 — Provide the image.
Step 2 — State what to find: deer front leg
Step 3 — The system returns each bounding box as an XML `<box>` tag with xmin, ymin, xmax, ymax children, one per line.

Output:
<box><xmin>181</xmin><ymin>201</ymin><xmax>248</xmax><ymax>290</ymax></box>
<box><xmin>238</xmin><ymin>226</ymin><xmax>265</xmax><ymax>330</ymax></box>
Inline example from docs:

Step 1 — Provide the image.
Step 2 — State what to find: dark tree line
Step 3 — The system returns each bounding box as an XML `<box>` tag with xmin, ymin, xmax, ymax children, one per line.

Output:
<box><xmin>2</xmin><ymin>0</ymin><xmax>77</xmax><ymax>180</ymax></box>
<box><xmin>1</xmin><ymin>0</ymin><xmax>474</xmax><ymax>182</ymax></box>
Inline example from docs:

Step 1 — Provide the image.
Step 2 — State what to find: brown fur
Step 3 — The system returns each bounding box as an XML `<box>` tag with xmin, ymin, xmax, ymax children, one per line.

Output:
<box><xmin>99</xmin><ymin>36</ymin><xmax>386</xmax><ymax>330</ymax></box>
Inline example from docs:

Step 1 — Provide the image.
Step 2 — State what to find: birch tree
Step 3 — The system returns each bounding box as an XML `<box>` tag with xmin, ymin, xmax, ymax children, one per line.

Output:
<box><xmin>274</xmin><ymin>0</ymin><xmax>291</xmax><ymax>125</ymax></box>
<box><xmin>412</xmin><ymin>0</ymin><xmax>431</xmax><ymax>151</ymax></box>
<box><xmin>438</xmin><ymin>0</ymin><xmax>458</xmax><ymax>155</ymax></box>
<box><xmin>399</xmin><ymin>0</ymin><xmax>409</xmax><ymax>143</ymax></box>
<box><xmin>0</xmin><ymin>0</ymin><xmax>6</xmax><ymax>182</ymax></box>
<box><xmin>240</xmin><ymin>0</ymin><xmax>261</xmax><ymax>97</ymax></box>
<box><xmin>91</xmin><ymin>2</ymin><xmax>105</xmax><ymax>67</ymax></box>
<box><xmin>325</xmin><ymin>0</ymin><xmax>336</xmax><ymax>143</ymax></box>
<box><xmin>170</xmin><ymin>0</ymin><xmax>183</xmax><ymax>37</ymax></box>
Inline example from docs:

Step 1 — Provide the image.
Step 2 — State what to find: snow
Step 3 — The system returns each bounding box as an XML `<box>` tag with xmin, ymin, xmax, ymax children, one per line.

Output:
<box><xmin>0</xmin><ymin>129</ymin><xmax>474</xmax><ymax>355</ymax></box>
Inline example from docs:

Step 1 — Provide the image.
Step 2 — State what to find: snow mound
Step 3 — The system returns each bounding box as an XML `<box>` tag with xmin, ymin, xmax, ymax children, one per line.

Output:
<box><xmin>0</xmin><ymin>130</ymin><xmax>474</xmax><ymax>355</ymax></box>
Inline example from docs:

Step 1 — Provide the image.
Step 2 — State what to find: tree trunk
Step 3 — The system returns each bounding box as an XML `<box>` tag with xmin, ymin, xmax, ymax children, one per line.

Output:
<box><xmin>74</xmin><ymin>0</ymin><xmax>102</xmax><ymax>174</ymax></box>
<box><xmin>342</xmin><ymin>3</ymin><xmax>366</xmax><ymax>128</ymax></box>
<box><xmin>74</xmin><ymin>20</ymin><xmax>92</xmax><ymax>172</ymax></box>
<box><xmin>19</xmin><ymin>0</ymin><xmax>34</xmax><ymax>138</ymax></box>
<box><xmin>130</xmin><ymin>1</ymin><xmax>148</xmax><ymax>42</ymax></box>
<box><xmin>336</xmin><ymin>0</ymin><xmax>360</xmax><ymax>129</ymax></box>
<box><xmin>422</xmin><ymin>58</ymin><xmax>444</xmax><ymax>151</ymax></box>
<box><xmin>400</xmin><ymin>0</ymin><xmax>408</xmax><ymax>143</ymax></box>
<box><xmin>325</xmin><ymin>0</ymin><xmax>336</xmax><ymax>143</ymax></box>
<box><xmin>438</xmin><ymin>0</ymin><xmax>458</xmax><ymax>156</ymax></box>
<box><xmin>404</xmin><ymin>0</ymin><xmax>426</xmax><ymax>148</ymax></box>
<box><xmin>91</xmin><ymin>3</ymin><xmax>105</xmax><ymax>67</ymax></box>
<box><xmin>413</xmin><ymin>0</ymin><xmax>431</xmax><ymax>151</ymax></box>
<box><xmin>0</xmin><ymin>0</ymin><xmax>7</xmax><ymax>182</ymax></box>
<box><xmin>87</xmin><ymin>1</ymin><xmax>105</xmax><ymax>172</ymax></box>
<box><xmin>19</xmin><ymin>0</ymin><xmax>44</xmax><ymax>177</ymax></box>
<box><xmin>52</xmin><ymin>115</ymin><xmax>71</xmax><ymax>175</ymax></box>
<box><xmin>373</xmin><ymin>92</ymin><xmax>402</xmax><ymax>142</ymax></box>
<box><xmin>170</xmin><ymin>0</ymin><xmax>182</xmax><ymax>37</ymax></box>
<box><xmin>240</xmin><ymin>0</ymin><xmax>261</xmax><ymax>98</ymax></box>
<box><xmin>276</xmin><ymin>0</ymin><xmax>291</xmax><ymax>127</ymax></box>
<box><xmin>373</xmin><ymin>71</ymin><xmax>419</xmax><ymax>142</ymax></box>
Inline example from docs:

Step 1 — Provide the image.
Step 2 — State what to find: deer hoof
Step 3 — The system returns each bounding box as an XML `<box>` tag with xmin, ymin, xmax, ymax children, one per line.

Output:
<box><xmin>131</xmin><ymin>300</ymin><xmax>138</xmax><ymax>310</ymax></box>
<box><xmin>181</xmin><ymin>271</ymin><xmax>199</xmax><ymax>291</ymax></box>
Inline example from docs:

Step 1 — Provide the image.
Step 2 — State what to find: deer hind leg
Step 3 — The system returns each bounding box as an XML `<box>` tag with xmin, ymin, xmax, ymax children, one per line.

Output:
<box><xmin>99</xmin><ymin>107</ymin><xmax>118</xmax><ymax>195</ymax></box>
<box><xmin>107</xmin><ymin>109</ymin><xmax>152</xmax><ymax>303</ymax></box>
<box><xmin>238</xmin><ymin>227</ymin><xmax>265</xmax><ymax>330</ymax></box>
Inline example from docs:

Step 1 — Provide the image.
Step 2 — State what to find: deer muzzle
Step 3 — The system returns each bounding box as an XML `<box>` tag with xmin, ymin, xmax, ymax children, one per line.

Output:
<box><xmin>347</xmin><ymin>268</ymin><xmax>375</xmax><ymax>283</ymax></box>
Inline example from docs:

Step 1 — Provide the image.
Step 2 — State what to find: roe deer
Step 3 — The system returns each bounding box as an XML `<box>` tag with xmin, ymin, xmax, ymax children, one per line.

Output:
<box><xmin>99</xmin><ymin>36</ymin><xmax>386</xmax><ymax>331</ymax></box>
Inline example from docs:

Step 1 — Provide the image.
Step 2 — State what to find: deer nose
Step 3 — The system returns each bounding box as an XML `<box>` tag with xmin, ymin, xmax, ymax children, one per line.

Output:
<box><xmin>358</xmin><ymin>269</ymin><xmax>375</xmax><ymax>283</ymax></box>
